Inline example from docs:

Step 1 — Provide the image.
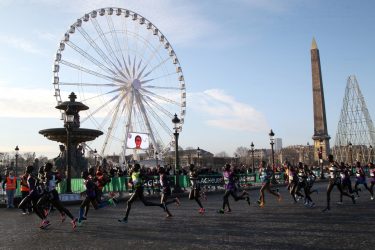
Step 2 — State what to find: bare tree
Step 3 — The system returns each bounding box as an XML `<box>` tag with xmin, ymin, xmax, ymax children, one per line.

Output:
<box><xmin>215</xmin><ymin>151</ymin><xmax>229</xmax><ymax>157</ymax></box>
<box><xmin>235</xmin><ymin>146</ymin><xmax>249</xmax><ymax>158</ymax></box>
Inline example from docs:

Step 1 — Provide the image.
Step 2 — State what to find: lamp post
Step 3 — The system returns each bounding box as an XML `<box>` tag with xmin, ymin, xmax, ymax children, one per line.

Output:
<box><xmin>306</xmin><ymin>142</ymin><xmax>310</xmax><ymax>165</ymax></box>
<box><xmin>269</xmin><ymin>129</ymin><xmax>277</xmax><ymax>183</ymax></box>
<box><xmin>65</xmin><ymin>104</ymin><xmax>75</xmax><ymax>193</ymax></box>
<box><xmin>15</xmin><ymin>146</ymin><xmax>19</xmax><ymax>177</ymax></box>
<box><xmin>348</xmin><ymin>142</ymin><xmax>353</xmax><ymax>174</ymax></box>
<box><xmin>197</xmin><ymin>147</ymin><xmax>201</xmax><ymax>167</ymax></box>
<box><xmin>155</xmin><ymin>151</ymin><xmax>159</xmax><ymax>167</ymax></box>
<box><xmin>233</xmin><ymin>154</ymin><xmax>238</xmax><ymax>166</ymax></box>
<box><xmin>172</xmin><ymin>114</ymin><xmax>182</xmax><ymax>193</ymax></box>
<box><xmin>250</xmin><ymin>142</ymin><xmax>255</xmax><ymax>173</ymax></box>
<box><xmin>269</xmin><ymin>130</ymin><xmax>275</xmax><ymax>167</ymax></box>
<box><xmin>348</xmin><ymin>142</ymin><xmax>353</xmax><ymax>165</ymax></box>
<box><xmin>369</xmin><ymin>145</ymin><xmax>373</xmax><ymax>163</ymax></box>
<box><xmin>93</xmin><ymin>149</ymin><xmax>98</xmax><ymax>166</ymax></box>
<box><xmin>319</xmin><ymin>139</ymin><xmax>325</xmax><ymax>179</ymax></box>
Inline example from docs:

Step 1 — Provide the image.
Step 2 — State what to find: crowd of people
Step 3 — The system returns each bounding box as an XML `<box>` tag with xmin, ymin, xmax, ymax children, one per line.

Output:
<box><xmin>1</xmin><ymin>154</ymin><xmax>375</xmax><ymax>229</ymax></box>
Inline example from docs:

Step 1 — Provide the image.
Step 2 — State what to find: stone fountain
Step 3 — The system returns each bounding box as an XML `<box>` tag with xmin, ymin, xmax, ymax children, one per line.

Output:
<box><xmin>39</xmin><ymin>92</ymin><xmax>103</xmax><ymax>182</ymax></box>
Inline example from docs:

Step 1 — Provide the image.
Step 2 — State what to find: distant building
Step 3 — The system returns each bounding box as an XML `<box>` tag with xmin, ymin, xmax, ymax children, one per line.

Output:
<box><xmin>275</xmin><ymin>138</ymin><xmax>282</xmax><ymax>153</ymax></box>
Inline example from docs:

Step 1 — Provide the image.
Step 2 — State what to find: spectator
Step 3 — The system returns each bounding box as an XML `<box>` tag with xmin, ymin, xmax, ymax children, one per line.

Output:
<box><xmin>2</xmin><ymin>170</ymin><xmax>17</xmax><ymax>208</ymax></box>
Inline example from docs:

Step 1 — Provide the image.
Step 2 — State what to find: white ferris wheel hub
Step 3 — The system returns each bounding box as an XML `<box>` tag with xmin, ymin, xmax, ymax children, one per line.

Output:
<box><xmin>132</xmin><ymin>79</ymin><xmax>141</xmax><ymax>90</ymax></box>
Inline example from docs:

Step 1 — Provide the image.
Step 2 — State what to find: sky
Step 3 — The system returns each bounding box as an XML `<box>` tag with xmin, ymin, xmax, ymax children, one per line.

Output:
<box><xmin>0</xmin><ymin>0</ymin><xmax>374</xmax><ymax>159</ymax></box>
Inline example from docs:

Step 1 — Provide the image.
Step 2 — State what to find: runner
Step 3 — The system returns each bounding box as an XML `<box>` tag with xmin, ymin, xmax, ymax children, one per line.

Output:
<box><xmin>188</xmin><ymin>164</ymin><xmax>205</xmax><ymax>214</ymax></box>
<box><xmin>217</xmin><ymin>164</ymin><xmax>250</xmax><ymax>214</ymax></box>
<box><xmin>78</xmin><ymin>170</ymin><xmax>117</xmax><ymax>224</ymax></box>
<box><xmin>18</xmin><ymin>166</ymin><xmax>49</xmax><ymax>229</ymax></box>
<box><xmin>37</xmin><ymin>163</ymin><xmax>78</xmax><ymax>229</ymax></box>
<box><xmin>118</xmin><ymin>164</ymin><xmax>165</xmax><ymax>223</ymax></box>
<box><xmin>303</xmin><ymin>165</ymin><xmax>318</xmax><ymax>207</ymax></box>
<box><xmin>354</xmin><ymin>161</ymin><xmax>372</xmax><ymax>198</ymax></box>
<box><xmin>338</xmin><ymin>162</ymin><xmax>357</xmax><ymax>204</ymax></box>
<box><xmin>287</xmin><ymin>164</ymin><xmax>299</xmax><ymax>203</ymax></box>
<box><xmin>158</xmin><ymin>166</ymin><xmax>180</xmax><ymax>217</ymax></box>
<box><xmin>295</xmin><ymin>162</ymin><xmax>307</xmax><ymax>204</ymax></box>
<box><xmin>322</xmin><ymin>155</ymin><xmax>356</xmax><ymax>212</ymax></box>
<box><xmin>369</xmin><ymin>162</ymin><xmax>375</xmax><ymax>200</ymax></box>
<box><xmin>257</xmin><ymin>161</ymin><xmax>281</xmax><ymax>208</ymax></box>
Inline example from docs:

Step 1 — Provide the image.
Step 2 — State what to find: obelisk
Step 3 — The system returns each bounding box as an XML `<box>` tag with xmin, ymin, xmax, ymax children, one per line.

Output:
<box><xmin>311</xmin><ymin>38</ymin><xmax>330</xmax><ymax>161</ymax></box>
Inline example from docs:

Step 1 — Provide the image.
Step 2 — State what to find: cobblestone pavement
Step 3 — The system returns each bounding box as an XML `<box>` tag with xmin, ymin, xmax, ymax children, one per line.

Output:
<box><xmin>0</xmin><ymin>182</ymin><xmax>374</xmax><ymax>250</ymax></box>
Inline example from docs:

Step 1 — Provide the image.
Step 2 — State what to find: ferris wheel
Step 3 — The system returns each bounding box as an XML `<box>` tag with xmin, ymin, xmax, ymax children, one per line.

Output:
<box><xmin>52</xmin><ymin>7</ymin><xmax>186</xmax><ymax>159</ymax></box>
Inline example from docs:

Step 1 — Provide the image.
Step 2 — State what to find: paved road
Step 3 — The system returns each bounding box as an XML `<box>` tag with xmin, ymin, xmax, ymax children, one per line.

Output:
<box><xmin>0</xmin><ymin>182</ymin><xmax>374</xmax><ymax>250</ymax></box>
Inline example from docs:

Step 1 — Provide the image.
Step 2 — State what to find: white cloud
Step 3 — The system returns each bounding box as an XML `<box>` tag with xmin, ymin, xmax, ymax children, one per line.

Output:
<box><xmin>0</xmin><ymin>85</ymin><xmax>58</xmax><ymax>118</ymax></box>
<box><xmin>236</xmin><ymin>0</ymin><xmax>300</xmax><ymax>12</ymax></box>
<box><xmin>0</xmin><ymin>35</ymin><xmax>42</xmax><ymax>54</ymax></box>
<box><xmin>29</xmin><ymin>0</ymin><xmax>217</xmax><ymax>47</ymax></box>
<box><xmin>190</xmin><ymin>89</ymin><xmax>268</xmax><ymax>132</ymax></box>
<box><xmin>34</xmin><ymin>31</ymin><xmax>58</xmax><ymax>41</ymax></box>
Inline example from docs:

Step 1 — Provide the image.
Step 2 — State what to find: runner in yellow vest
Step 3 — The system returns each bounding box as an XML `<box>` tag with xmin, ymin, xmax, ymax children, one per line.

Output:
<box><xmin>118</xmin><ymin>164</ymin><xmax>164</xmax><ymax>223</ymax></box>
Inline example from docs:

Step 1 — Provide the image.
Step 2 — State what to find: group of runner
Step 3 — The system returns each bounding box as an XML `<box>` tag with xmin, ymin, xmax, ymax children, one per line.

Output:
<box><xmin>14</xmin><ymin>154</ymin><xmax>375</xmax><ymax>228</ymax></box>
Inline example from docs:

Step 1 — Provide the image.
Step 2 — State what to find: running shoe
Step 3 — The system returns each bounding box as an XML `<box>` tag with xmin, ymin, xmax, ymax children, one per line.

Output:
<box><xmin>108</xmin><ymin>198</ymin><xmax>117</xmax><ymax>207</ymax></box>
<box><xmin>309</xmin><ymin>202</ymin><xmax>315</xmax><ymax>208</ymax></box>
<box><xmin>118</xmin><ymin>218</ymin><xmax>128</xmax><ymax>223</ymax></box>
<box><xmin>336</xmin><ymin>201</ymin><xmax>343</xmax><ymax>205</ymax></box>
<box><xmin>61</xmin><ymin>213</ymin><xmax>66</xmax><ymax>223</ymax></box>
<box><xmin>371</xmin><ymin>196</ymin><xmax>374</xmax><ymax>200</ymax></box>
<box><xmin>217</xmin><ymin>208</ymin><xmax>225</xmax><ymax>214</ymax></box>
<box><xmin>174</xmin><ymin>197</ymin><xmax>180</xmax><ymax>207</ymax></box>
<box><xmin>78</xmin><ymin>216</ymin><xmax>87</xmax><ymax>224</ymax></box>
<box><xmin>199</xmin><ymin>208</ymin><xmax>205</xmax><ymax>214</ymax></box>
<box><xmin>71</xmin><ymin>218</ymin><xmax>78</xmax><ymax>229</ymax></box>
<box><xmin>40</xmin><ymin>220</ymin><xmax>51</xmax><ymax>229</ymax></box>
<box><xmin>277</xmin><ymin>194</ymin><xmax>282</xmax><ymax>202</ymax></box>
<box><xmin>225</xmin><ymin>209</ymin><xmax>232</xmax><ymax>213</ymax></box>
<box><xmin>245</xmin><ymin>197</ymin><xmax>251</xmax><ymax>206</ymax></box>
<box><xmin>351</xmin><ymin>195</ymin><xmax>356</xmax><ymax>204</ymax></box>
<box><xmin>22</xmin><ymin>212</ymin><xmax>28</xmax><ymax>215</ymax></box>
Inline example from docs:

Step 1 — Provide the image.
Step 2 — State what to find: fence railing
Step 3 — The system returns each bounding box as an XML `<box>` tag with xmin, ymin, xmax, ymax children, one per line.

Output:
<box><xmin>2</xmin><ymin>172</ymin><xmax>287</xmax><ymax>196</ymax></box>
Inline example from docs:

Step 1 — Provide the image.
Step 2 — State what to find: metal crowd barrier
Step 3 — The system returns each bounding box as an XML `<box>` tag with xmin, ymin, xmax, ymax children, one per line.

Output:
<box><xmin>5</xmin><ymin>172</ymin><xmax>287</xmax><ymax>196</ymax></box>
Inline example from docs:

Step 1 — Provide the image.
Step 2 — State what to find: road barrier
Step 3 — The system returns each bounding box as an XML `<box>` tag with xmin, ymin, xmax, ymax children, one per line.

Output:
<box><xmin>3</xmin><ymin>172</ymin><xmax>287</xmax><ymax>196</ymax></box>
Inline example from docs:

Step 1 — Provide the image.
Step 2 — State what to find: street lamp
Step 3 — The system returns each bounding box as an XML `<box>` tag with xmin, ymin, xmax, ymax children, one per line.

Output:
<box><xmin>348</xmin><ymin>142</ymin><xmax>353</xmax><ymax>165</ymax></box>
<box><xmin>93</xmin><ymin>149</ymin><xmax>98</xmax><ymax>166</ymax></box>
<box><xmin>15</xmin><ymin>145</ymin><xmax>19</xmax><ymax>177</ymax></box>
<box><xmin>348</xmin><ymin>141</ymin><xmax>353</xmax><ymax>174</ymax></box>
<box><xmin>306</xmin><ymin>142</ymin><xmax>310</xmax><ymax>165</ymax></box>
<box><xmin>197</xmin><ymin>147</ymin><xmax>201</xmax><ymax>167</ymax></box>
<box><xmin>172</xmin><ymin>114</ymin><xmax>182</xmax><ymax>193</ymax></box>
<box><xmin>369</xmin><ymin>145</ymin><xmax>373</xmax><ymax>163</ymax></box>
<box><xmin>269</xmin><ymin>130</ymin><xmax>275</xmax><ymax>167</ymax></box>
<box><xmin>250</xmin><ymin>142</ymin><xmax>255</xmax><ymax>173</ymax></box>
<box><xmin>65</xmin><ymin>104</ymin><xmax>75</xmax><ymax>193</ymax></box>
<box><xmin>234</xmin><ymin>154</ymin><xmax>239</xmax><ymax>166</ymax></box>
<box><xmin>319</xmin><ymin>139</ymin><xmax>325</xmax><ymax>179</ymax></box>
<box><xmin>155</xmin><ymin>151</ymin><xmax>159</xmax><ymax>167</ymax></box>
<box><xmin>269</xmin><ymin>129</ymin><xmax>277</xmax><ymax>183</ymax></box>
